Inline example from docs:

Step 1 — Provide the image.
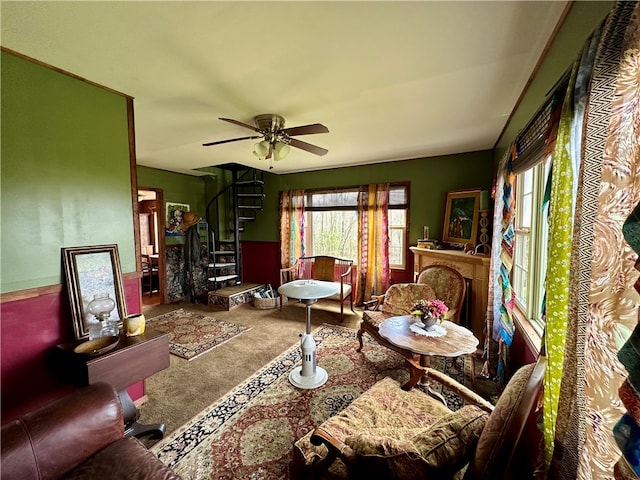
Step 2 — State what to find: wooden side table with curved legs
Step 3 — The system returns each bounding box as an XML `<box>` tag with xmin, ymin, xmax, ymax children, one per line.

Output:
<box><xmin>377</xmin><ymin>315</ymin><xmax>478</xmax><ymax>398</ymax></box>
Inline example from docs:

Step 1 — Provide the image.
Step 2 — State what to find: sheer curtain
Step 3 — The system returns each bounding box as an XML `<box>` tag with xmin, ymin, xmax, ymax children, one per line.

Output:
<box><xmin>279</xmin><ymin>190</ymin><xmax>305</xmax><ymax>269</ymax></box>
<box><xmin>355</xmin><ymin>183</ymin><xmax>390</xmax><ymax>304</ymax></box>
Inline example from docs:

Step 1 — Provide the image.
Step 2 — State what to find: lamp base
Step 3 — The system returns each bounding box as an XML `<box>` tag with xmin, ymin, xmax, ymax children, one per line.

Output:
<box><xmin>288</xmin><ymin>366</ymin><xmax>328</xmax><ymax>389</ymax></box>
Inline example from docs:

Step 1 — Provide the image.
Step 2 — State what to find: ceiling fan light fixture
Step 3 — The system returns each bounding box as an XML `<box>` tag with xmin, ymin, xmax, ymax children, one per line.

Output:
<box><xmin>253</xmin><ymin>140</ymin><xmax>270</xmax><ymax>159</ymax></box>
<box><xmin>274</xmin><ymin>142</ymin><xmax>291</xmax><ymax>161</ymax></box>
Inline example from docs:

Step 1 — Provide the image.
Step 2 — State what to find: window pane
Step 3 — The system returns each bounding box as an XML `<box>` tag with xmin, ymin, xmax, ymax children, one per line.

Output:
<box><xmin>388</xmin><ymin>209</ymin><xmax>406</xmax><ymax>268</ymax></box>
<box><xmin>309</xmin><ymin>210</ymin><xmax>358</xmax><ymax>259</ymax></box>
<box><xmin>309</xmin><ymin>191</ymin><xmax>358</xmax><ymax>208</ymax></box>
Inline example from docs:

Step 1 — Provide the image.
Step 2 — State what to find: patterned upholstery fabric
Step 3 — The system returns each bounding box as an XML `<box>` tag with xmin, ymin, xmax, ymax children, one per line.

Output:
<box><xmin>346</xmin><ymin>405</ymin><xmax>488</xmax><ymax>480</ymax></box>
<box><xmin>467</xmin><ymin>363</ymin><xmax>535</xmax><ymax>475</ymax></box>
<box><xmin>362</xmin><ymin>283</ymin><xmax>436</xmax><ymax>329</ymax></box>
<box><xmin>417</xmin><ymin>266</ymin><xmax>465</xmax><ymax>324</ymax></box>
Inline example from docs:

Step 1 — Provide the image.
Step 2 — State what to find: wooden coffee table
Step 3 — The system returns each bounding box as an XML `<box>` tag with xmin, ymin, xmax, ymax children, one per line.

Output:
<box><xmin>378</xmin><ymin>315</ymin><xmax>478</xmax><ymax>392</ymax></box>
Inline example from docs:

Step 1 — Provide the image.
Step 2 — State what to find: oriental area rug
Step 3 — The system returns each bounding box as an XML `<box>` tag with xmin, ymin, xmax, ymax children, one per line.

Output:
<box><xmin>151</xmin><ymin>324</ymin><xmax>470</xmax><ymax>479</ymax></box>
<box><xmin>146</xmin><ymin>308</ymin><xmax>251</xmax><ymax>361</ymax></box>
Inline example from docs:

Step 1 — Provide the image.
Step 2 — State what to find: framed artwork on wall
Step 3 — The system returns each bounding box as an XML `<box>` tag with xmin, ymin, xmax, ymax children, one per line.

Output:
<box><xmin>441</xmin><ymin>189</ymin><xmax>481</xmax><ymax>248</ymax></box>
<box><xmin>62</xmin><ymin>244</ymin><xmax>127</xmax><ymax>340</ymax></box>
<box><xmin>165</xmin><ymin>202</ymin><xmax>190</xmax><ymax>236</ymax></box>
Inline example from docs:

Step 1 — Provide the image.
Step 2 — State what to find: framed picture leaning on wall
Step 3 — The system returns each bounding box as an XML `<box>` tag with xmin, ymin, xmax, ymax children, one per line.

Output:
<box><xmin>441</xmin><ymin>189</ymin><xmax>481</xmax><ymax>248</ymax></box>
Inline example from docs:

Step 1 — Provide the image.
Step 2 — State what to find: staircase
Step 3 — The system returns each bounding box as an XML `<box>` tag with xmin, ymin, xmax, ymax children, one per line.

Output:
<box><xmin>204</xmin><ymin>164</ymin><xmax>265</xmax><ymax>292</ymax></box>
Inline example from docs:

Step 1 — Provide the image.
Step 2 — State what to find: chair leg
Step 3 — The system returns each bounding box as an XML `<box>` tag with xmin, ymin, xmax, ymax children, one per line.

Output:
<box><xmin>356</xmin><ymin>327</ymin><xmax>365</xmax><ymax>352</ymax></box>
<box><xmin>468</xmin><ymin>354</ymin><xmax>476</xmax><ymax>388</ymax></box>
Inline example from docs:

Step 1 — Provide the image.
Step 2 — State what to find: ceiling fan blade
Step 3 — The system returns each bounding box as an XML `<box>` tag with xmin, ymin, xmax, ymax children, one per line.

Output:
<box><xmin>288</xmin><ymin>138</ymin><xmax>328</xmax><ymax>156</ymax></box>
<box><xmin>202</xmin><ymin>135</ymin><xmax>261</xmax><ymax>147</ymax></box>
<box><xmin>219</xmin><ymin>117</ymin><xmax>260</xmax><ymax>132</ymax></box>
<box><xmin>282</xmin><ymin>123</ymin><xmax>329</xmax><ymax>136</ymax></box>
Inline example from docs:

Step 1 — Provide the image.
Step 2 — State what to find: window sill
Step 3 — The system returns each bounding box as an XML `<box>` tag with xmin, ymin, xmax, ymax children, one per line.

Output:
<box><xmin>512</xmin><ymin>308</ymin><xmax>542</xmax><ymax>355</ymax></box>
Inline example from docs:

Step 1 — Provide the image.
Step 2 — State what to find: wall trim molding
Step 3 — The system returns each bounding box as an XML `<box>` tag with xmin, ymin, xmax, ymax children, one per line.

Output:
<box><xmin>0</xmin><ymin>271</ymin><xmax>142</xmax><ymax>304</ymax></box>
<box><xmin>1</xmin><ymin>46</ymin><xmax>133</xmax><ymax>99</ymax></box>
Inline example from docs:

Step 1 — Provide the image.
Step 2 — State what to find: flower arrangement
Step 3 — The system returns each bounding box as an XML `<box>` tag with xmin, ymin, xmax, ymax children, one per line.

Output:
<box><xmin>410</xmin><ymin>299</ymin><xmax>449</xmax><ymax>321</ymax></box>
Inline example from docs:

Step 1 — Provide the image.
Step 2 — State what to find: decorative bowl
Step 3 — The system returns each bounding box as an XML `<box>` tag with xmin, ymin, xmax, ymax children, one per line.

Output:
<box><xmin>73</xmin><ymin>335</ymin><xmax>119</xmax><ymax>357</ymax></box>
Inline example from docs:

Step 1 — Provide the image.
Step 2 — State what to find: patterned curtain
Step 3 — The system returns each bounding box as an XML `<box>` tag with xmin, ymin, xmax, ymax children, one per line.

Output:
<box><xmin>548</xmin><ymin>1</ymin><xmax>640</xmax><ymax>478</ymax></box>
<box><xmin>355</xmin><ymin>183</ymin><xmax>389</xmax><ymax>304</ymax></box>
<box><xmin>279</xmin><ymin>190</ymin><xmax>305</xmax><ymax>269</ymax></box>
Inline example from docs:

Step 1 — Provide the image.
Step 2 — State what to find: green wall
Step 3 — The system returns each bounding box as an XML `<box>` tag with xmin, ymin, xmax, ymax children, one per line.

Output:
<box><xmin>137</xmin><ymin>165</ymin><xmax>208</xmax><ymax>245</ymax></box>
<box><xmin>494</xmin><ymin>1</ymin><xmax>614</xmax><ymax>162</ymax></box>
<box><xmin>1</xmin><ymin>51</ymin><xmax>135</xmax><ymax>293</ymax></box>
<box><xmin>242</xmin><ymin>150</ymin><xmax>494</xmax><ymax>244</ymax></box>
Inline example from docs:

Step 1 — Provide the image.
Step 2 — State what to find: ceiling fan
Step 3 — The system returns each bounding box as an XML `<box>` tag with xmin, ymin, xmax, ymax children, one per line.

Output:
<box><xmin>202</xmin><ymin>114</ymin><xmax>329</xmax><ymax>162</ymax></box>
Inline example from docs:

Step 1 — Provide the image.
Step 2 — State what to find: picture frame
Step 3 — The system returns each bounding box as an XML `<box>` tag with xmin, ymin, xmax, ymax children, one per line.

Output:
<box><xmin>62</xmin><ymin>244</ymin><xmax>127</xmax><ymax>340</ymax></box>
<box><xmin>442</xmin><ymin>189</ymin><xmax>481</xmax><ymax>247</ymax></box>
<box><xmin>165</xmin><ymin>202</ymin><xmax>190</xmax><ymax>236</ymax></box>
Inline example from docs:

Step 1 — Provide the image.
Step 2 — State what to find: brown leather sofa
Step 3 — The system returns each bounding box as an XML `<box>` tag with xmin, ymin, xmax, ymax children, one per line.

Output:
<box><xmin>1</xmin><ymin>382</ymin><xmax>179</xmax><ymax>480</ymax></box>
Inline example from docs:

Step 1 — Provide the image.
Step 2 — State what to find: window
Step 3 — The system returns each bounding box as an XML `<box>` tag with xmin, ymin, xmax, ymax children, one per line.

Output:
<box><xmin>304</xmin><ymin>185</ymin><xmax>408</xmax><ymax>269</ymax></box>
<box><xmin>512</xmin><ymin>158</ymin><xmax>551</xmax><ymax>335</ymax></box>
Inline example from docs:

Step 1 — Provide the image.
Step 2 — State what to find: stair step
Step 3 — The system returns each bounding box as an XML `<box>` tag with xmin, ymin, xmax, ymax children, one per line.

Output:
<box><xmin>239</xmin><ymin>216</ymin><xmax>255</xmax><ymax>222</ymax></box>
<box><xmin>209</xmin><ymin>263</ymin><xmax>236</xmax><ymax>268</ymax></box>
<box><xmin>208</xmin><ymin>274</ymin><xmax>238</xmax><ymax>282</ymax></box>
<box><xmin>236</xmin><ymin>180</ymin><xmax>264</xmax><ymax>186</ymax></box>
<box><xmin>237</xmin><ymin>193</ymin><xmax>265</xmax><ymax>198</ymax></box>
<box><xmin>214</xmin><ymin>251</ymin><xmax>236</xmax><ymax>255</ymax></box>
<box><xmin>238</xmin><ymin>205</ymin><xmax>263</xmax><ymax>209</ymax></box>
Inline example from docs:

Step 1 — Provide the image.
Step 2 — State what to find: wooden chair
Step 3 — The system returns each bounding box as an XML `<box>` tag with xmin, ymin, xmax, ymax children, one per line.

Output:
<box><xmin>292</xmin><ymin>356</ymin><xmax>546</xmax><ymax>480</ymax></box>
<box><xmin>280</xmin><ymin>255</ymin><xmax>354</xmax><ymax>321</ymax></box>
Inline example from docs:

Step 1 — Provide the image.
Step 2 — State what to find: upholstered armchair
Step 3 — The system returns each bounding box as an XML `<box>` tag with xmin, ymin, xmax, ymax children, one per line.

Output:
<box><xmin>356</xmin><ymin>283</ymin><xmax>436</xmax><ymax>359</ymax></box>
<box><xmin>416</xmin><ymin>265</ymin><xmax>466</xmax><ymax>325</ymax></box>
<box><xmin>292</xmin><ymin>357</ymin><xmax>546</xmax><ymax>480</ymax></box>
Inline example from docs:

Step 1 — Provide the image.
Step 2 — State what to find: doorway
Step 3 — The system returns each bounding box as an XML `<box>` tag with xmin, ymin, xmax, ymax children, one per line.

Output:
<box><xmin>138</xmin><ymin>187</ymin><xmax>165</xmax><ymax>307</ymax></box>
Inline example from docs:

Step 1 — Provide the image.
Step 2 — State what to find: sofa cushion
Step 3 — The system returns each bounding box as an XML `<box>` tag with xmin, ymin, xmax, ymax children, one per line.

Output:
<box><xmin>326</xmin><ymin>282</ymin><xmax>352</xmax><ymax>301</ymax></box>
<box><xmin>345</xmin><ymin>405</ymin><xmax>488</xmax><ymax>480</ymax></box>
<box><xmin>63</xmin><ymin>437</ymin><xmax>180</xmax><ymax>480</ymax></box>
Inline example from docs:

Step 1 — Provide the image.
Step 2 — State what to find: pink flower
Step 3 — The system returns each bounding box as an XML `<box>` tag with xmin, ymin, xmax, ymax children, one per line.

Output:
<box><xmin>410</xmin><ymin>299</ymin><xmax>449</xmax><ymax>319</ymax></box>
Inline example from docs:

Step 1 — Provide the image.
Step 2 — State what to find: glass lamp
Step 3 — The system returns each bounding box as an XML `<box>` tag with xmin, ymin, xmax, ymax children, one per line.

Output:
<box><xmin>87</xmin><ymin>293</ymin><xmax>118</xmax><ymax>339</ymax></box>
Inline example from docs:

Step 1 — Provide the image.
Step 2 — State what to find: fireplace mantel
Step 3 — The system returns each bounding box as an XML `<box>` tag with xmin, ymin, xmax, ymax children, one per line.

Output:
<box><xmin>410</xmin><ymin>247</ymin><xmax>490</xmax><ymax>341</ymax></box>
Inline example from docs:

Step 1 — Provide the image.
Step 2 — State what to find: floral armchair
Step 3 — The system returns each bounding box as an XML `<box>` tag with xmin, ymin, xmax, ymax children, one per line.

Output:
<box><xmin>291</xmin><ymin>357</ymin><xmax>546</xmax><ymax>479</ymax></box>
<box><xmin>356</xmin><ymin>283</ymin><xmax>436</xmax><ymax>359</ymax></box>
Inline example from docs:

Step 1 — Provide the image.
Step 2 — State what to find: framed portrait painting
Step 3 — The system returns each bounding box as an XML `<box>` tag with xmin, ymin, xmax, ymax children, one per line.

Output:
<box><xmin>442</xmin><ymin>189</ymin><xmax>481</xmax><ymax>247</ymax></box>
<box><xmin>165</xmin><ymin>202</ymin><xmax>190</xmax><ymax>236</ymax></box>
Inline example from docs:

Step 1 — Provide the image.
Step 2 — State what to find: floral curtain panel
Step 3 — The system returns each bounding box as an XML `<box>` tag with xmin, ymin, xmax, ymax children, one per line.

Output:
<box><xmin>355</xmin><ymin>183</ymin><xmax>390</xmax><ymax>304</ymax></box>
<box><xmin>485</xmin><ymin>2</ymin><xmax>640</xmax><ymax>477</ymax></box>
<box><xmin>279</xmin><ymin>189</ymin><xmax>306</xmax><ymax>269</ymax></box>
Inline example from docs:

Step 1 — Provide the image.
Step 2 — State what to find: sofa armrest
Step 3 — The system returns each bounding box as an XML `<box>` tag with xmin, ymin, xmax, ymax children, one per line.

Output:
<box><xmin>404</xmin><ymin>359</ymin><xmax>494</xmax><ymax>414</ymax></box>
<box><xmin>1</xmin><ymin>382</ymin><xmax>124</xmax><ymax>480</ymax></box>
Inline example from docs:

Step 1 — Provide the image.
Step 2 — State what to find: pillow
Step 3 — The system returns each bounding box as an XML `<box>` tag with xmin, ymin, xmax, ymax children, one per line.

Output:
<box><xmin>345</xmin><ymin>405</ymin><xmax>489</xmax><ymax>480</ymax></box>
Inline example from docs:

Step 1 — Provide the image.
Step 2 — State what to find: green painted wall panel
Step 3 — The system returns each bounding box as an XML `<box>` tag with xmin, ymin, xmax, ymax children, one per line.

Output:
<box><xmin>494</xmin><ymin>1</ymin><xmax>613</xmax><ymax>162</ymax></box>
<box><xmin>136</xmin><ymin>165</ymin><xmax>208</xmax><ymax>245</ymax></box>
<box><xmin>1</xmin><ymin>51</ymin><xmax>134</xmax><ymax>293</ymax></box>
<box><xmin>242</xmin><ymin>150</ymin><xmax>494</xmax><ymax>244</ymax></box>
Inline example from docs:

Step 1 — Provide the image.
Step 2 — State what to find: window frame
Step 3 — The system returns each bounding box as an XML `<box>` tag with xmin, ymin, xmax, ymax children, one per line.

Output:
<box><xmin>512</xmin><ymin>156</ymin><xmax>551</xmax><ymax>338</ymax></box>
<box><xmin>302</xmin><ymin>183</ymin><xmax>410</xmax><ymax>270</ymax></box>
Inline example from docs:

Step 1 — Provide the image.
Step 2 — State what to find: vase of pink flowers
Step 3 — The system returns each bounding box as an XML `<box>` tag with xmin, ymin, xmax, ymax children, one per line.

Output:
<box><xmin>410</xmin><ymin>299</ymin><xmax>449</xmax><ymax>330</ymax></box>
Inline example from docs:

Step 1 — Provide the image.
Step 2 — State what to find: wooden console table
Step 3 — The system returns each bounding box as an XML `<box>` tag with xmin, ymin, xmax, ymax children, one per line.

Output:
<box><xmin>410</xmin><ymin>247</ymin><xmax>490</xmax><ymax>341</ymax></box>
<box><xmin>53</xmin><ymin>327</ymin><xmax>170</xmax><ymax>439</ymax></box>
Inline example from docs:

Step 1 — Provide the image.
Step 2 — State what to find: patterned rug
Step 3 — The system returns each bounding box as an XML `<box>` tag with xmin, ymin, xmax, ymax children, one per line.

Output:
<box><xmin>151</xmin><ymin>323</ymin><xmax>470</xmax><ymax>479</ymax></box>
<box><xmin>146</xmin><ymin>308</ymin><xmax>252</xmax><ymax>361</ymax></box>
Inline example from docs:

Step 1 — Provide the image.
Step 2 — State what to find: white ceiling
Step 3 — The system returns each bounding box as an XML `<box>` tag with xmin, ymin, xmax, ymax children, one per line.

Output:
<box><xmin>1</xmin><ymin>1</ymin><xmax>568</xmax><ymax>175</ymax></box>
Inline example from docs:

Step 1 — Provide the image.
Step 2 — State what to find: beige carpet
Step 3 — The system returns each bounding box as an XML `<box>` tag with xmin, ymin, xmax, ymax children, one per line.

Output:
<box><xmin>138</xmin><ymin>300</ymin><xmax>362</xmax><ymax>436</ymax></box>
